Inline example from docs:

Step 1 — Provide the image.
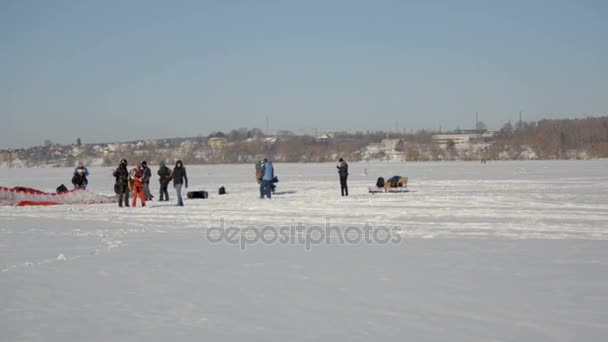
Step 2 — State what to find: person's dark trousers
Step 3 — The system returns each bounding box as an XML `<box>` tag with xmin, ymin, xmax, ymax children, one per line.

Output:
<box><xmin>340</xmin><ymin>175</ymin><xmax>348</xmax><ymax>196</ymax></box>
<box><xmin>117</xmin><ymin>183</ymin><xmax>130</xmax><ymax>207</ymax></box>
<box><xmin>143</xmin><ymin>182</ymin><xmax>152</xmax><ymax>200</ymax></box>
<box><xmin>159</xmin><ymin>181</ymin><xmax>170</xmax><ymax>201</ymax></box>
<box><xmin>261</xmin><ymin>180</ymin><xmax>272</xmax><ymax>199</ymax></box>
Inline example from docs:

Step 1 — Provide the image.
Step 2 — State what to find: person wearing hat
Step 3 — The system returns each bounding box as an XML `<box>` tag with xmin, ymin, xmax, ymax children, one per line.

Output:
<box><xmin>337</xmin><ymin>158</ymin><xmax>349</xmax><ymax>196</ymax></box>
<box><xmin>157</xmin><ymin>161</ymin><xmax>172</xmax><ymax>201</ymax></box>
<box><xmin>113</xmin><ymin>159</ymin><xmax>130</xmax><ymax>207</ymax></box>
<box><xmin>141</xmin><ymin>161</ymin><xmax>153</xmax><ymax>201</ymax></box>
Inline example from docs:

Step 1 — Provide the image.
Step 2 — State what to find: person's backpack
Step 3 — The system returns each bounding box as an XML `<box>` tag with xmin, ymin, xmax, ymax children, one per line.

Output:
<box><xmin>255</xmin><ymin>161</ymin><xmax>264</xmax><ymax>183</ymax></box>
<box><xmin>376</xmin><ymin>177</ymin><xmax>385</xmax><ymax>188</ymax></box>
<box><xmin>218</xmin><ymin>186</ymin><xmax>226</xmax><ymax>195</ymax></box>
<box><xmin>56</xmin><ymin>184</ymin><xmax>68</xmax><ymax>194</ymax></box>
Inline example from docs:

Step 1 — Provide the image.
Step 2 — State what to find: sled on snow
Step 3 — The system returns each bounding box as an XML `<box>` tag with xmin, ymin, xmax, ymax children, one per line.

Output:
<box><xmin>369</xmin><ymin>176</ymin><xmax>410</xmax><ymax>194</ymax></box>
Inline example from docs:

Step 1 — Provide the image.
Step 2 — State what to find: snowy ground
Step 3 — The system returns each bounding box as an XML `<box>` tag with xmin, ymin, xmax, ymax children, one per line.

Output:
<box><xmin>1</xmin><ymin>160</ymin><xmax>607</xmax><ymax>341</ymax></box>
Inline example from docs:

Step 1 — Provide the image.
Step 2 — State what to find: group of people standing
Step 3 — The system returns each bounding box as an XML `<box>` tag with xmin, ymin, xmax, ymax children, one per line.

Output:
<box><xmin>112</xmin><ymin>159</ymin><xmax>188</xmax><ymax>208</ymax></box>
<box><xmin>74</xmin><ymin>156</ymin><xmax>348</xmax><ymax>208</ymax></box>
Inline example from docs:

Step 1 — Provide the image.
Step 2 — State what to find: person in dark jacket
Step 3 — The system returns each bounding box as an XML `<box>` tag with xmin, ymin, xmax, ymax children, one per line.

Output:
<box><xmin>141</xmin><ymin>161</ymin><xmax>153</xmax><ymax>201</ymax></box>
<box><xmin>72</xmin><ymin>162</ymin><xmax>89</xmax><ymax>189</ymax></box>
<box><xmin>113</xmin><ymin>159</ymin><xmax>130</xmax><ymax>207</ymax></box>
<box><xmin>157</xmin><ymin>161</ymin><xmax>172</xmax><ymax>201</ymax></box>
<box><xmin>172</xmin><ymin>160</ymin><xmax>188</xmax><ymax>206</ymax></box>
<box><xmin>337</xmin><ymin>158</ymin><xmax>349</xmax><ymax>196</ymax></box>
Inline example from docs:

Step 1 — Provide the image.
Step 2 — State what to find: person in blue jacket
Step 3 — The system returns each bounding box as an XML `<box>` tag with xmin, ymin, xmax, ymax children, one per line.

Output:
<box><xmin>260</xmin><ymin>158</ymin><xmax>274</xmax><ymax>199</ymax></box>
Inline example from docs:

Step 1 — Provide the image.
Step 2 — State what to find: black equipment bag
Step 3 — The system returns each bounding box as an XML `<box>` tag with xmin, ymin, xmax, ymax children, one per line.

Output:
<box><xmin>187</xmin><ymin>191</ymin><xmax>208</xmax><ymax>199</ymax></box>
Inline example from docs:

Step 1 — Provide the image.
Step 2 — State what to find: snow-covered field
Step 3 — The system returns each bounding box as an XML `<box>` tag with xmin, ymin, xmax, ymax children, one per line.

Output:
<box><xmin>1</xmin><ymin>160</ymin><xmax>607</xmax><ymax>341</ymax></box>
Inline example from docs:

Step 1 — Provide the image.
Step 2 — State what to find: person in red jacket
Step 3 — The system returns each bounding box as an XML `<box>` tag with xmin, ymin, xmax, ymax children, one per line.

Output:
<box><xmin>129</xmin><ymin>165</ymin><xmax>146</xmax><ymax>207</ymax></box>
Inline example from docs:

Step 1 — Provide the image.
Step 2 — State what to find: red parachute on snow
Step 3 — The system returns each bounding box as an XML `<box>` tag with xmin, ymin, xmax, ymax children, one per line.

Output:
<box><xmin>0</xmin><ymin>186</ymin><xmax>115</xmax><ymax>206</ymax></box>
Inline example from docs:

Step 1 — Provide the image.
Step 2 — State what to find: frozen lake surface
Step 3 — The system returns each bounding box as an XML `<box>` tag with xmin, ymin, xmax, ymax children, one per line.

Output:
<box><xmin>1</xmin><ymin>160</ymin><xmax>607</xmax><ymax>341</ymax></box>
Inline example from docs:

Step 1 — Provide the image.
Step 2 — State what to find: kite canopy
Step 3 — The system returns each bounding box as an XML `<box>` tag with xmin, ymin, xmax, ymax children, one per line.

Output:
<box><xmin>0</xmin><ymin>186</ymin><xmax>115</xmax><ymax>206</ymax></box>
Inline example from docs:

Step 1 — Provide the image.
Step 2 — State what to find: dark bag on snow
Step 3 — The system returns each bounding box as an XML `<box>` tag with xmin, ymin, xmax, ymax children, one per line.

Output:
<box><xmin>218</xmin><ymin>186</ymin><xmax>226</xmax><ymax>195</ymax></box>
<box><xmin>56</xmin><ymin>184</ymin><xmax>69</xmax><ymax>194</ymax></box>
<box><xmin>376</xmin><ymin>177</ymin><xmax>385</xmax><ymax>188</ymax></box>
<box><xmin>187</xmin><ymin>191</ymin><xmax>208</xmax><ymax>199</ymax></box>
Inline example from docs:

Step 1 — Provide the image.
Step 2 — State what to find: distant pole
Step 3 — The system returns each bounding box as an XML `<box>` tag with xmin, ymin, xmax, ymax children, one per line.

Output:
<box><xmin>265</xmin><ymin>116</ymin><xmax>269</xmax><ymax>135</ymax></box>
<box><xmin>476</xmin><ymin>112</ymin><xmax>479</xmax><ymax>130</ymax></box>
<box><xmin>518</xmin><ymin>111</ymin><xmax>522</xmax><ymax>128</ymax></box>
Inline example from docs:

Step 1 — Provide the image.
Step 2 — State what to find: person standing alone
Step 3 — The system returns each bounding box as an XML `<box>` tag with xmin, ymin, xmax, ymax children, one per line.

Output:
<box><xmin>337</xmin><ymin>158</ymin><xmax>349</xmax><ymax>196</ymax></box>
<box><xmin>172</xmin><ymin>160</ymin><xmax>188</xmax><ymax>206</ymax></box>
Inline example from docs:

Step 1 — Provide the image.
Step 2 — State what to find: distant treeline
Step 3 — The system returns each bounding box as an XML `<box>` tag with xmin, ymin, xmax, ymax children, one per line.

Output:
<box><xmin>1</xmin><ymin>116</ymin><xmax>607</xmax><ymax>167</ymax></box>
<box><xmin>488</xmin><ymin>117</ymin><xmax>608</xmax><ymax>159</ymax></box>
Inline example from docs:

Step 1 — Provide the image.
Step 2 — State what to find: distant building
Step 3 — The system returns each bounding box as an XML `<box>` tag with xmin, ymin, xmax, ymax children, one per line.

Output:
<box><xmin>482</xmin><ymin>130</ymin><xmax>498</xmax><ymax>141</ymax></box>
<box><xmin>263</xmin><ymin>136</ymin><xmax>278</xmax><ymax>144</ymax></box>
<box><xmin>362</xmin><ymin>138</ymin><xmax>404</xmax><ymax>161</ymax></box>
<box><xmin>315</xmin><ymin>133</ymin><xmax>332</xmax><ymax>143</ymax></box>
<box><xmin>363</xmin><ymin>143</ymin><xmax>381</xmax><ymax>154</ymax></box>
<box><xmin>432</xmin><ymin>132</ymin><xmax>483</xmax><ymax>148</ymax></box>
<box><xmin>208</xmin><ymin>137</ymin><xmax>228</xmax><ymax>150</ymax></box>
<box><xmin>381</xmin><ymin>138</ymin><xmax>404</xmax><ymax>161</ymax></box>
<box><xmin>0</xmin><ymin>150</ymin><xmax>18</xmax><ymax>163</ymax></box>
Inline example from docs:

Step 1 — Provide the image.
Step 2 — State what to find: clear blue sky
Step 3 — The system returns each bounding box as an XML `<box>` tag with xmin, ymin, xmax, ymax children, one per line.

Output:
<box><xmin>1</xmin><ymin>0</ymin><xmax>607</xmax><ymax>148</ymax></box>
